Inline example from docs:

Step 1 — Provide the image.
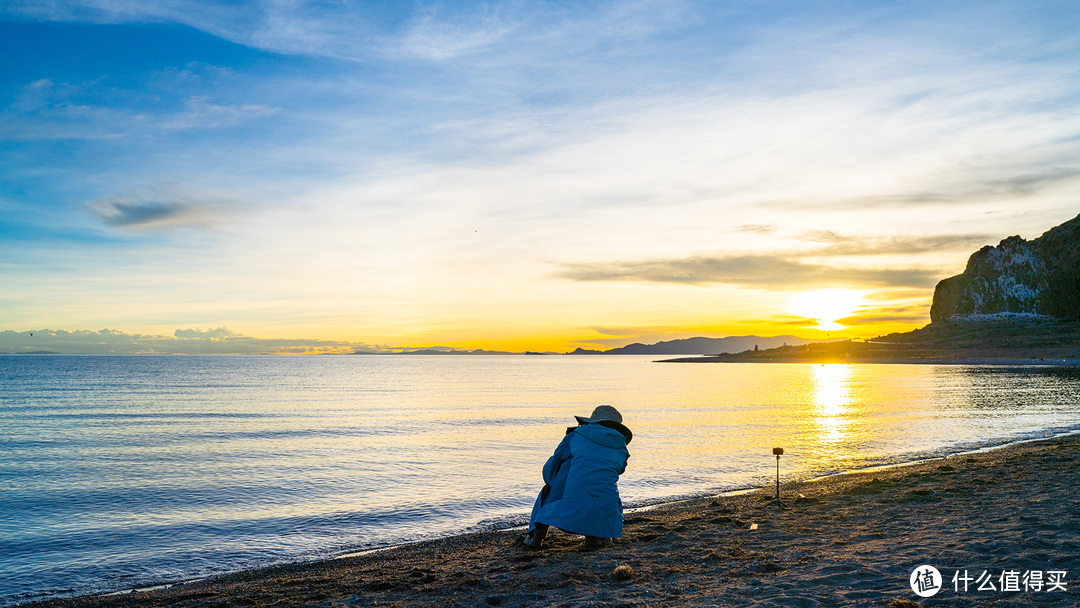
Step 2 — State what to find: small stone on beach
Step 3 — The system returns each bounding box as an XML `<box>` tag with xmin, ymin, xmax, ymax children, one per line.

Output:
<box><xmin>612</xmin><ymin>565</ymin><xmax>633</xmax><ymax>581</ymax></box>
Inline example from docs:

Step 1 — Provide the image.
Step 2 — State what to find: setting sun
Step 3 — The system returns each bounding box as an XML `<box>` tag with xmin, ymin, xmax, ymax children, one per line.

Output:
<box><xmin>791</xmin><ymin>289</ymin><xmax>865</xmax><ymax>331</ymax></box>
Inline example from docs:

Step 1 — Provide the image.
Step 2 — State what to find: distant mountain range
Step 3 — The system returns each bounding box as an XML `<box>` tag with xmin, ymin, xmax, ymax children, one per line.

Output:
<box><xmin>567</xmin><ymin>335</ymin><xmax>813</xmax><ymax>355</ymax></box>
<box><xmin>367</xmin><ymin>335</ymin><xmax>815</xmax><ymax>356</ymax></box>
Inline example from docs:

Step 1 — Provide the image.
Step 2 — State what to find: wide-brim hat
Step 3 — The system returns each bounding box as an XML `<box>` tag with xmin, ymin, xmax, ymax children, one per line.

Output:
<box><xmin>575</xmin><ymin>405</ymin><xmax>632</xmax><ymax>444</ymax></box>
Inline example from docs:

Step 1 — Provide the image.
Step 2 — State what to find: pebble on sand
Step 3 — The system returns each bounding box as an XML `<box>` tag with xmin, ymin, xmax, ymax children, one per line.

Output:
<box><xmin>612</xmin><ymin>565</ymin><xmax>633</xmax><ymax>581</ymax></box>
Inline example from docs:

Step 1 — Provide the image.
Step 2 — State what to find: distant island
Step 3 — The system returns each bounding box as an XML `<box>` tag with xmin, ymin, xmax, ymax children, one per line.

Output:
<box><xmin>565</xmin><ymin>335</ymin><xmax>813</xmax><ymax>355</ymax></box>
<box><xmin>663</xmin><ymin>213</ymin><xmax>1080</xmax><ymax>364</ymax></box>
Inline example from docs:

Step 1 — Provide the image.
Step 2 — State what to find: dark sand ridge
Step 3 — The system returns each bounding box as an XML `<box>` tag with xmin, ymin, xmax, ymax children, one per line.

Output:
<box><xmin>34</xmin><ymin>434</ymin><xmax>1080</xmax><ymax>608</ymax></box>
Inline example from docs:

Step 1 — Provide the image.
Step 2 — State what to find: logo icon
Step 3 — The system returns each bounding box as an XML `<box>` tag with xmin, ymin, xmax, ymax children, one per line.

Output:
<box><xmin>910</xmin><ymin>565</ymin><xmax>942</xmax><ymax>597</ymax></box>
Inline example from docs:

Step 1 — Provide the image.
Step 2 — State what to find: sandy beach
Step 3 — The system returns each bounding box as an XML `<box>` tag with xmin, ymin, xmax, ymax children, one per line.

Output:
<box><xmin>35</xmin><ymin>434</ymin><xmax>1080</xmax><ymax>608</ymax></box>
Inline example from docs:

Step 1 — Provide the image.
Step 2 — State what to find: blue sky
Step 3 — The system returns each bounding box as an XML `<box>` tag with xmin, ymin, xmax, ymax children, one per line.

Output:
<box><xmin>2</xmin><ymin>1</ymin><xmax>1080</xmax><ymax>353</ymax></box>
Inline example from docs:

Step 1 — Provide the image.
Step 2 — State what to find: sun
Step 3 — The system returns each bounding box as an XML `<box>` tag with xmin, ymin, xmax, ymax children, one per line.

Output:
<box><xmin>791</xmin><ymin>289</ymin><xmax>864</xmax><ymax>331</ymax></box>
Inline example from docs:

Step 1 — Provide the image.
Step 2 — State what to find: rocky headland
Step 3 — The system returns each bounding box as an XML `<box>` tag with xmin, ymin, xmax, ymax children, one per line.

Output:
<box><xmin>930</xmin><ymin>213</ymin><xmax>1080</xmax><ymax>322</ymax></box>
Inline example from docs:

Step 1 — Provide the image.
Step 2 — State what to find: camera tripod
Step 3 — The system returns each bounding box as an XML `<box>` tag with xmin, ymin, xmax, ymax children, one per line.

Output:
<box><xmin>772</xmin><ymin>447</ymin><xmax>786</xmax><ymax>507</ymax></box>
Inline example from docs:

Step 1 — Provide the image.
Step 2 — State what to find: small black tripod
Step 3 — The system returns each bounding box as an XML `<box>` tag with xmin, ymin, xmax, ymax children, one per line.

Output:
<box><xmin>772</xmin><ymin>447</ymin><xmax>785</xmax><ymax>507</ymax></box>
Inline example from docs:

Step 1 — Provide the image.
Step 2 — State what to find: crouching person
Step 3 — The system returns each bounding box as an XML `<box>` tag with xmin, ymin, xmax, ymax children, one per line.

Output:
<box><xmin>525</xmin><ymin>405</ymin><xmax>632</xmax><ymax>549</ymax></box>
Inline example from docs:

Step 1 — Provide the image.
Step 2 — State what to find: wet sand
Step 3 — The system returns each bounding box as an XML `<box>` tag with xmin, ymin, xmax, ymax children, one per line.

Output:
<box><xmin>37</xmin><ymin>434</ymin><xmax>1080</xmax><ymax>608</ymax></box>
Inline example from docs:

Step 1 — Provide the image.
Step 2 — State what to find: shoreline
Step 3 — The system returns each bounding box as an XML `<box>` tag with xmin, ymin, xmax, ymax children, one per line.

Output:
<box><xmin>30</xmin><ymin>433</ymin><xmax>1080</xmax><ymax>608</ymax></box>
<box><xmin>135</xmin><ymin>431</ymin><xmax>1080</xmax><ymax>575</ymax></box>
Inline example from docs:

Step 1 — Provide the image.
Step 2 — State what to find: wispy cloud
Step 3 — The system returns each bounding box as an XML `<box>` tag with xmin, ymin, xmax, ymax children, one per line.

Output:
<box><xmin>837</xmin><ymin>306</ymin><xmax>931</xmax><ymax>326</ymax></box>
<box><xmin>85</xmin><ymin>185</ymin><xmax>241</xmax><ymax>231</ymax></box>
<box><xmin>556</xmin><ymin>253</ymin><xmax>941</xmax><ymax>288</ymax></box>
<box><xmin>735</xmin><ymin>224</ymin><xmax>775</xmax><ymax>235</ymax></box>
<box><xmin>1</xmin><ymin>78</ymin><xmax>131</xmax><ymax>140</ymax></box>
<box><xmin>398</xmin><ymin>4</ymin><xmax>517</xmax><ymax>60</ymax></box>
<box><xmin>792</xmin><ymin>232</ymin><xmax>993</xmax><ymax>256</ymax></box>
<box><xmin>760</xmin><ymin>169</ymin><xmax>1080</xmax><ymax>211</ymax></box>
<box><xmin>767</xmin><ymin>315</ymin><xmax>821</xmax><ymax>328</ymax></box>
<box><xmin>161</xmin><ymin>96</ymin><xmax>277</xmax><ymax>129</ymax></box>
<box><xmin>3</xmin><ymin>77</ymin><xmax>277</xmax><ymax>141</ymax></box>
<box><xmin>553</xmin><ymin>230</ymin><xmax>987</xmax><ymax>289</ymax></box>
<box><xmin>2</xmin><ymin>1</ymin><xmax>516</xmax><ymax>61</ymax></box>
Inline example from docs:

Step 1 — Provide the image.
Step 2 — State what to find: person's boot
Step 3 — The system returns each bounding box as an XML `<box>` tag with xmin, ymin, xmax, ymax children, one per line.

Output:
<box><xmin>523</xmin><ymin>524</ymin><xmax>549</xmax><ymax>549</ymax></box>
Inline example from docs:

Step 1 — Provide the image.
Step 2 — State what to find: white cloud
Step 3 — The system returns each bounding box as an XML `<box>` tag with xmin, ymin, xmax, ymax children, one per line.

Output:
<box><xmin>398</xmin><ymin>5</ymin><xmax>516</xmax><ymax>60</ymax></box>
<box><xmin>161</xmin><ymin>96</ymin><xmax>278</xmax><ymax>129</ymax></box>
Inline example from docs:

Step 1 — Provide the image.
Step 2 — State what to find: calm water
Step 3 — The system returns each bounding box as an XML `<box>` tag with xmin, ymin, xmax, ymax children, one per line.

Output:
<box><xmin>2</xmin><ymin>355</ymin><xmax>1080</xmax><ymax>605</ymax></box>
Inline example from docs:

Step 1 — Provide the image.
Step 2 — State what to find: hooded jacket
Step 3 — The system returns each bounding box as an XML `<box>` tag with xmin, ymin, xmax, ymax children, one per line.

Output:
<box><xmin>529</xmin><ymin>422</ymin><xmax>630</xmax><ymax>538</ymax></box>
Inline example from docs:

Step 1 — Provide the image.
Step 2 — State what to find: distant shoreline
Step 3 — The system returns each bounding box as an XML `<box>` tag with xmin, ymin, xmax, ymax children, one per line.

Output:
<box><xmin>658</xmin><ymin>355</ymin><xmax>1080</xmax><ymax>365</ymax></box>
<box><xmin>658</xmin><ymin>320</ymin><xmax>1080</xmax><ymax>364</ymax></box>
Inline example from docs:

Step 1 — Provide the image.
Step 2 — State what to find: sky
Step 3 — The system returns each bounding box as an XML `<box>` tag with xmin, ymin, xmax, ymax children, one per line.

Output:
<box><xmin>2</xmin><ymin>1</ymin><xmax>1080</xmax><ymax>354</ymax></box>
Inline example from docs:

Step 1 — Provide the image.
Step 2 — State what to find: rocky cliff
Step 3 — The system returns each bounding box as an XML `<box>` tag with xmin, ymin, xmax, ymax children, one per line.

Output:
<box><xmin>930</xmin><ymin>213</ymin><xmax>1080</xmax><ymax>322</ymax></box>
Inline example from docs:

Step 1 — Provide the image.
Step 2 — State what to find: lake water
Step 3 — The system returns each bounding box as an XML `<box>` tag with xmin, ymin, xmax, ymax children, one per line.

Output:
<box><xmin>2</xmin><ymin>355</ymin><xmax>1080</xmax><ymax>605</ymax></box>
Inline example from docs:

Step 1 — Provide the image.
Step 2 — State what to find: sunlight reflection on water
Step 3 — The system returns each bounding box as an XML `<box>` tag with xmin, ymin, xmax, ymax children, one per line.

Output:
<box><xmin>811</xmin><ymin>364</ymin><xmax>852</xmax><ymax>448</ymax></box>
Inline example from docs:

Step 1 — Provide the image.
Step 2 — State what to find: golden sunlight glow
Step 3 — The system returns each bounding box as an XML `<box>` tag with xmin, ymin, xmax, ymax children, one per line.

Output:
<box><xmin>791</xmin><ymin>289</ymin><xmax>865</xmax><ymax>331</ymax></box>
<box><xmin>811</xmin><ymin>364</ymin><xmax>852</xmax><ymax>445</ymax></box>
